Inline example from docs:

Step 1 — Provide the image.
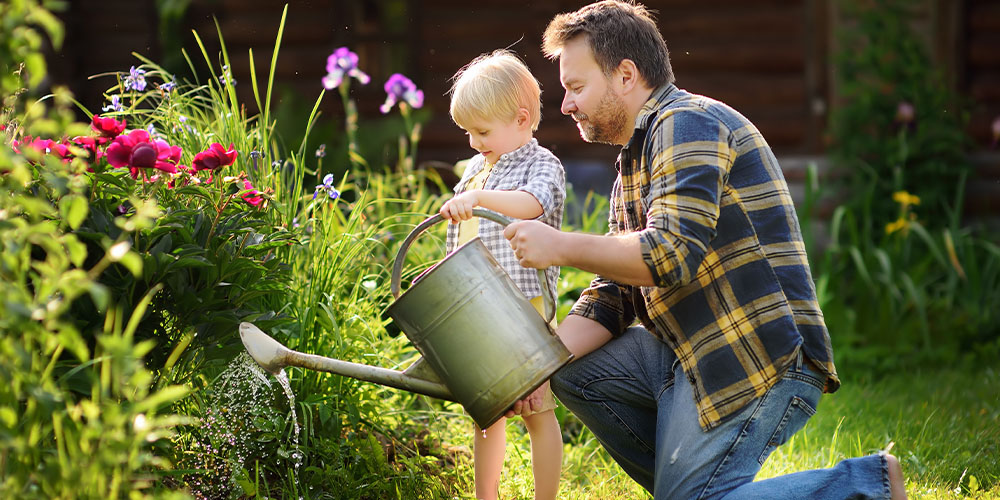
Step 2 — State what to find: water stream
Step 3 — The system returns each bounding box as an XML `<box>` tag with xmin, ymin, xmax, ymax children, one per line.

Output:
<box><xmin>185</xmin><ymin>352</ymin><xmax>302</xmax><ymax>498</ymax></box>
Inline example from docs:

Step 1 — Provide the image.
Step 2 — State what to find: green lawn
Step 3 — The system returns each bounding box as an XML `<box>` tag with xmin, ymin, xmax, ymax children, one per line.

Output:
<box><xmin>433</xmin><ymin>365</ymin><xmax>999</xmax><ymax>499</ymax></box>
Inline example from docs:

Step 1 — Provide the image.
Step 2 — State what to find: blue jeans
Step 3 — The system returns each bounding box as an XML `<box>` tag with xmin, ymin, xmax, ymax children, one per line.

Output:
<box><xmin>551</xmin><ymin>326</ymin><xmax>891</xmax><ymax>500</ymax></box>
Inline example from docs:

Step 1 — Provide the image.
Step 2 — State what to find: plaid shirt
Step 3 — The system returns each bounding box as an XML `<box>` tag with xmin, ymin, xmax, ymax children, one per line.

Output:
<box><xmin>569</xmin><ymin>84</ymin><xmax>840</xmax><ymax>430</ymax></box>
<box><xmin>446</xmin><ymin>138</ymin><xmax>566</xmax><ymax>302</ymax></box>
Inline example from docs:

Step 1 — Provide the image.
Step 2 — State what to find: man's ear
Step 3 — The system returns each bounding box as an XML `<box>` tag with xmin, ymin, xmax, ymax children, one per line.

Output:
<box><xmin>617</xmin><ymin>58</ymin><xmax>640</xmax><ymax>94</ymax></box>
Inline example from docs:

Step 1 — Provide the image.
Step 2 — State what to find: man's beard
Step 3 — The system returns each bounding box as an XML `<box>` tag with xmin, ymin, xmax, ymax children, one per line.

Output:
<box><xmin>574</xmin><ymin>87</ymin><xmax>628</xmax><ymax>145</ymax></box>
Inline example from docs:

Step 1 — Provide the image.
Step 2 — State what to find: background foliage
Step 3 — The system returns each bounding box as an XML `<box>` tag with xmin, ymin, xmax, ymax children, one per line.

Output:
<box><xmin>2</xmin><ymin>1</ymin><xmax>998</xmax><ymax>499</ymax></box>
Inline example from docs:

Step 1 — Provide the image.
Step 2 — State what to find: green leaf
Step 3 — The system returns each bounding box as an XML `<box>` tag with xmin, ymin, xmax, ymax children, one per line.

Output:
<box><xmin>59</xmin><ymin>194</ymin><xmax>88</xmax><ymax>230</ymax></box>
<box><xmin>134</xmin><ymin>385</ymin><xmax>190</xmax><ymax>413</ymax></box>
<box><xmin>87</xmin><ymin>283</ymin><xmax>110</xmax><ymax>312</ymax></box>
<box><xmin>119</xmin><ymin>251</ymin><xmax>143</xmax><ymax>277</ymax></box>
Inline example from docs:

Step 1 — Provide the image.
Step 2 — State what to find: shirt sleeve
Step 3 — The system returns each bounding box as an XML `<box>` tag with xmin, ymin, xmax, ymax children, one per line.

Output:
<box><xmin>517</xmin><ymin>152</ymin><xmax>565</xmax><ymax>219</ymax></box>
<box><xmin>637</xmin><ymin>108</ymin><xmax>735</xmax><ymax>288</ymax></box>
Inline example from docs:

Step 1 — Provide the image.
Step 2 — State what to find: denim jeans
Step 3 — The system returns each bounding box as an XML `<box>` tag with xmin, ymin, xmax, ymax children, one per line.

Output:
<box><xmin>551</xmin><ymin>326</ymin><xmax>891</xmax><ymax>500</ymax></box>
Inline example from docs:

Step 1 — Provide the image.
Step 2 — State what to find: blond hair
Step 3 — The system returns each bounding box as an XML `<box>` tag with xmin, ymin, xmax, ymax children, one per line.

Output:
<box><xmin>449</xmin><ymin>50</ymin><xmax>542</xmax><ymax>131</ymax></box>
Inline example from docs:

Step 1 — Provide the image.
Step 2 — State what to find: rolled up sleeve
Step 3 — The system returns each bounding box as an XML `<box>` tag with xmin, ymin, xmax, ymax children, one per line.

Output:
<box><xmin>638</xmin><ymin>109</ymin><xmax>734</xmax><ymax>288</ymax></box>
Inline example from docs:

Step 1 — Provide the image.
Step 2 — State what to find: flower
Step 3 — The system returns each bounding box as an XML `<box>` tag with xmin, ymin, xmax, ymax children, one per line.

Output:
<box><xmin>18</xmin><ymin>137</ymin><xmax>72</xmax><ymax>162</ymax></box>
<box><xmin>313</xmin><ymin>173</ymin><xmax>339</xmax><ymax>200</ymax></box>
<box><xmin>885</xmin><ymin>217</ymin><xmax>909</xmax><ymax>235</ymax></box>
<box><xmin>192</xmin><ymin>143</ymin><xmax>238</xmax><ymax>171</ymax></box>
<box><xmin>103</xmin><ymin>95</ymin><xmax>124</xmax><ymax>113</ymax></box>
<box><xmin>322</xmin><ymin>47</ymin><xmax>370</xmax><ymax>90</ymax></box>
<box><xmin>892</xmin><ymin>190</ymin><xmax>921</xmax><ymax>209</ymax></box>
<box><xmin>124</xmin><ymin>66</ymin><xmax>147</xmax><ymax>92</ymax></box>
<box><xmin>379</xmin><ymin>73</ymin><xmax>424</xmax><ymax>114</ymax></box>
<box><xmin>380</xmin><ymin>73</ymin><xmax>424</xmax><ymax>113</ymax></box>
<box><xmin>241</xmin><ymin>179</ymin><xmax>264</xmax><ymax>206</ymax></box>
<box><xmin>992</xmin><ymin>116</ymin><xmax>1000</xmax><ymax>147</ymax></box>
<box><xmin>71</xmin><ymin>136</ymin><xmax>104</xmax><ymax>165</ymax></box>
<box><xmin>219</xmin><ymin>65</ymin><xmax>236</xmax><ymax>86</ymax></box>
<box><xmin>106</xmin><ymin>129</ymin><xmax>182</xmax><ymax>177</ymax></box>
<box><xmin>315</xmin><ymin>144</ymin><xmax>326</xmax><ymax>158</ymax></box>
<box><xmin>159</xmin><ymin>77</ymin><xmax>177</xmax><ymax>93</ymax></box>
<box><xmin>91</xmin><ymin>115</ymin><xmax>127</xmax><ymax>138</ymax></box>
<box><xmin>894</xmin><ymin>101</ymin><xmax>915</xmax><ymax>124</ymax></box>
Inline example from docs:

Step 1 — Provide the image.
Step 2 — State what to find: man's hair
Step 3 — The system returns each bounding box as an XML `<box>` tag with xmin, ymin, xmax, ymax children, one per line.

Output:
<box><xmin>542</xmin><ymin>0</ymin><xmax>674</xmax><ymax>88</ymax></box>
<box><xmin>449</xmin><ymin>49</ymin><xmax>542</xmax><ymax>132</ymax></box>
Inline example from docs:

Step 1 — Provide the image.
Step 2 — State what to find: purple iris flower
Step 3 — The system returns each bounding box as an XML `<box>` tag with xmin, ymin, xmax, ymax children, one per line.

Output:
<box><xmin>160</xmin><ymin>77</ymin><xmax>177</xmax><ymax>92</ymax></box>
<box><xmin>103</xmin><ymin>95</ymin><xmax>123</xmax><ymax>113</ymax></box>
<box><xmin>322</xmin><ymin>47</ymin><xmax>370</xmax><ymax>90</ymax></box>
<box><xmin>313</xmin><ymin>173</ymin><xmax>339</xmax><ymax>200</ymax></box>
<box><xmin>380</xmin><ymin>73</ymin><xmax>424</xmax><ymax>114</ymax></box>
<box><xmin>124</xmin><ymin>66</ymin><xmax>147</xmax><ymax>92</ymax></box>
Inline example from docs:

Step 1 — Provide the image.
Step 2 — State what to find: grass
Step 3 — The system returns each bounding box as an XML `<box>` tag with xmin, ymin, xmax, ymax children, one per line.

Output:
<box><xmin>425</xmin><ymin>364</ymin><xmax>999</xmax><ymax>499</ymax></box>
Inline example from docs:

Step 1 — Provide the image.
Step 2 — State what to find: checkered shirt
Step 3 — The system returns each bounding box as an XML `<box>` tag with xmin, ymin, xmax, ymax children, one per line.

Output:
<box><xmin>445</xmin><ymin>138</ymin><xmax>565</xmax><ymax>302</ymax></box>
<box><xmin>569</xmin><ymin>84</ymin><xmax>840</xmax><ymax>430</ymax></box>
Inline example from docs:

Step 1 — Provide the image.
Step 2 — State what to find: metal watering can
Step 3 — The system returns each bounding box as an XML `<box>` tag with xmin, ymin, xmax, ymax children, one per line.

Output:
<box><xmin>240</xmin><ymin>209</ymin><xmax>573</xmax><ymax>429</ymax></box>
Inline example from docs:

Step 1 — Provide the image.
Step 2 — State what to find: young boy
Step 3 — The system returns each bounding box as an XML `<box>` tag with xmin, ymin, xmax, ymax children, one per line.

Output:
<box><xmin>439</xmin><ymin>49</ymin><xmax>566</xmax><ymax>500</ymax></box>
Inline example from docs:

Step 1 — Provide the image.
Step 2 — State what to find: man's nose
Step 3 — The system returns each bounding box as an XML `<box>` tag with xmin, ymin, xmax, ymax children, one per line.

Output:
<box><xmin>560</xmin><ymin>92</ymin><xmax>575</xmax><ymax>116</ymax></box>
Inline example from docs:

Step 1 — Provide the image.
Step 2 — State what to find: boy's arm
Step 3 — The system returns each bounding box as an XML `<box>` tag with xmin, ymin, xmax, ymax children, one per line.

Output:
<box><xmin>439</xmin><ymin>189</ymin><xmax>543</xmax><ymax>223</ymax></box>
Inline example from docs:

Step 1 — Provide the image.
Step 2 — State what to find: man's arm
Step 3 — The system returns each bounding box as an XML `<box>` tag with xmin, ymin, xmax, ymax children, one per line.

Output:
<box><xmin>503</xmin><ymin>220</ymin><xmax>654</xmax><ymax>286</ymax></box>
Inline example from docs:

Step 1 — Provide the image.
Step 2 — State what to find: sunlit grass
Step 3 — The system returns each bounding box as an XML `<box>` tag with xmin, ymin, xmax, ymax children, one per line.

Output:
<box><xmin>426</xmin><ymin>365</ymin><xmax>999</xmax><ymax>499</ymax></box>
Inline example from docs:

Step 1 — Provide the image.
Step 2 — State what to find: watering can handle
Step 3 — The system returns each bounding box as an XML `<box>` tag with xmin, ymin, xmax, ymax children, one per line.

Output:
<box><xmin>390</xmin><ymin>208</ymin><xmax>556</xmax><ymax>323</ymax></box>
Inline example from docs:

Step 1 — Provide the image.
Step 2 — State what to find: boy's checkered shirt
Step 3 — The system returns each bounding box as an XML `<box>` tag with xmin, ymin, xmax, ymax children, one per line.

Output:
<box><xmin>445</xmin><ymin>138</ymin><xmax>565</xmax><ymax>303</ymax></box>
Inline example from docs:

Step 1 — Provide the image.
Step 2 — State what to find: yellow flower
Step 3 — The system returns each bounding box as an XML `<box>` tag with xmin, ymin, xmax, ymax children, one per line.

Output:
<box><xmin>892</xmin><ymin>191</ymin><xmax>921</xmax><ymax>207</ymax></box>
<box><xmin>885</xmin><ymin>218</ymin><xmax>909</xmax><ymax>235</ymax></box>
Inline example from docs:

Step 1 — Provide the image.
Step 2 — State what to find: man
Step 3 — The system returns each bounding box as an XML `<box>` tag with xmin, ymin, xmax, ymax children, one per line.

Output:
<box><xmin>502</xmin><ymin>1</ymin><xmax>908</xmax><ymax>499</ymax></box>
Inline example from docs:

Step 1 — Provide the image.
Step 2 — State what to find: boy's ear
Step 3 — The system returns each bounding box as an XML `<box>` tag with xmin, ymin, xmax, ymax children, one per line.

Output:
<box><xmin>516</xmin><ymin>107</ymin><xmax>531</xmax><ymax>127</ymax></box>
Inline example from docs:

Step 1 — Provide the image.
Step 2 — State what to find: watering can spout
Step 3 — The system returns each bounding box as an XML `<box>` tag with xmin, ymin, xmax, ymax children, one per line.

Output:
<box><xmin>238</xmin><ymin>322</ymin><xmax>456</xmax><ymax>402</ymax></box>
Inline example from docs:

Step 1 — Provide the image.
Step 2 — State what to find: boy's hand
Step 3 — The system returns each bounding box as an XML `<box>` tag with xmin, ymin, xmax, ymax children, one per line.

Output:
<box><xmin>439</xmin><ymin>190</ymin><xmax>480</xmax><ymax>223</ymax></box>
<box><xmin>505</xmin><ymin>380</ymin><xmax>550</xmax><ymax>418</ymax></box>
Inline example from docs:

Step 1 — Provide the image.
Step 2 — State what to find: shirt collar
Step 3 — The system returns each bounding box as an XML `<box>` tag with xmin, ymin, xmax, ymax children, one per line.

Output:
<box><xmin>625</xmin><ymin>83</ymin><xmax>679</xmax><ymax>150</ymax></box>
<box><xmin>490</xmin><ymin>137</ymin><xmax>537</xmax><ymax>170</ymax></box>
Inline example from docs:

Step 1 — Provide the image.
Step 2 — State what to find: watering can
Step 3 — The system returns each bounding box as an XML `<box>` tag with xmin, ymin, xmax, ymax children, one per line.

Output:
<box><xmin>240</xmin><ymin>209</ymin><xmax>573</xmax><ymax>429</ymax></box>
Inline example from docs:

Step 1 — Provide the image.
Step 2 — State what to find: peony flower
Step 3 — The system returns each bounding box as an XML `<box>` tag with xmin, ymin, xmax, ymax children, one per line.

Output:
<box><xmin>71</xmin><ymin>136</ymin><xmax>104</xmax><ymax>167</ymax></box>
<box><xmin>15</xmin><ymin>137</ymin><xmax>72</xmax><ymax>162</ymax></box>
<box><xmin>91</xmin><ymin>115</ymin><xmax>127</xmax><ymax>138</ymax></box>
<box><xmin>241</xmin><ymin>179</ymin><xmax>263</xmax><ymax>206</ymax></box>
<box><xmin>322</xmin><ymin>47</ymin><xmax>370</xmax><ymax>90</ymax></box>
<box><xmin>106</xmin><ymin>129</ymin><xmax>182</xmax><ymax>178</ymax></box>
<box><xmin>380</xmin><ymin>73</ymin><xmax>424</xmax><ymax>113</ymax></box>
<box><xmin>192</xmin><ymin>142</ymin><xmax>238</xmax><ymax>171</ymax></box>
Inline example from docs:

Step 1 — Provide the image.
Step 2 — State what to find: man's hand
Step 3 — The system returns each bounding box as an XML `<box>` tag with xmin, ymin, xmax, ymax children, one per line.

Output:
<box><xmin>503</xmin><ymin>219</ymin><xmax>562</xmax><ymax>268</ymax></box>
<box><xmin>439</xmin><ymin>190</ymin><xmax>480</xmax><ymax>223</ymax></box>
<box><xmin>505</xmin><ymin>380</ymin><xmax>551</xmax><ymax>418</ymax></box>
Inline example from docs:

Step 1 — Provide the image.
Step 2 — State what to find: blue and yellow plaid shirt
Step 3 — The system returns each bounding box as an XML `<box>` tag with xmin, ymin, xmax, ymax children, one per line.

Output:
<box><xmin>569</xmin><ymin>84</ymin><xmax>840</xmax><ymax>430</ymax></box>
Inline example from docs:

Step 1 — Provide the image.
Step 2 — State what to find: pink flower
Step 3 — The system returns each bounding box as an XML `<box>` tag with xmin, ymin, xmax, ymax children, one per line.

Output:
<box><xmin>91</xmin><ymin>115</ymin><xmax>127</xmax><ymax>138</ymax></box>
<box><xmin>894</xmin><ymin>102</ymin><xmax>915</xmax><ymax>124</ymax></box>
<box><xmin>15</xmin><ymin>137</ymin><xmax>72</xmax><ymax>162</ymax></box>
<box><xmin>241</xmin><ymin>178</ymin><xmax>263</xmax><ymax>206</ymax></box>
<box><xmin>192</xmin><ymin>142</ymin><xmax>238</xmax><ymax>171</ymax></box>
<box><xmin>71</xmin><ymin>136</ymin><xmax>104</xmax><ymax>170</ymax></box>
<box><xmin>106</xmin><ymin>129</ymin><xmax>182</xmax><ymax>178</ymax></box>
